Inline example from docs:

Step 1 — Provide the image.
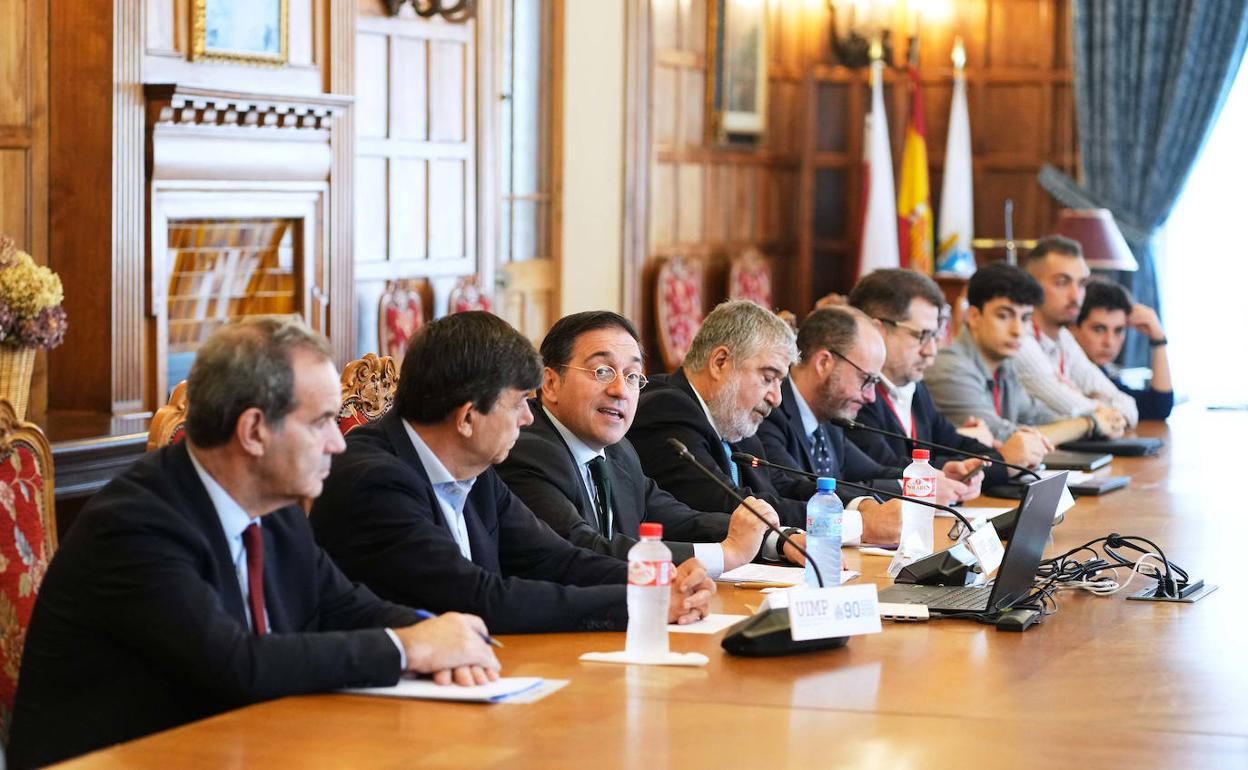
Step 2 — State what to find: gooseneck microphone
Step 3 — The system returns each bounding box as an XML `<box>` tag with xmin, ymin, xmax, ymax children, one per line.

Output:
<box><xmin>730</xmin><ymin>451</ymin><xmax>977</xmax><ymax>534</ymax></box>
<box><xmin>828</xmin><ymin>416</ymin><xmax>1041</xmax><ymax>480</ymax></box>
<box><xmin>669</xmin><ymin>438</ymin><xmax>852</xmax><ymax>658</ymax></box>
<box><xmin>667</xmin><ymin>438</ymin><xmax>823</xmax><ymax>588</ymax></box>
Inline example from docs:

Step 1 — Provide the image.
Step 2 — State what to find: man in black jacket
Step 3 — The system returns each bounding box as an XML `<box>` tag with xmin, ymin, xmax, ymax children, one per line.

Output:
<box><xmin>497</xmin><ymin>311</ymin><xmax>781</xmax><ymax>576</ymax></box>
<box><xmin>310</xmin><ymin>312</ymin><xmax>714</xmax><ymax>635</ymax></box>
<box><xmin>756</xmin><ymin>305</ymin><xmax>910</xmax><ymax>546</ymax></box>
<box><xmin>846</xmin><ymin>269</ymin><xmax>1048</xmax><ymax>481</ymax></box>
<box><xmin>9</xmin><ymin>317</ymin><xmax>497</xmax><ymax>769</ymax></box>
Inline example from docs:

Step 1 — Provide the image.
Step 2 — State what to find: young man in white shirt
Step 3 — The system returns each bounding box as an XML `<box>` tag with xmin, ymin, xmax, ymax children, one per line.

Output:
<box><xmin>1013</xmin><ymin>235</ymin><xmax>1134</xmax><ymax>434</ymax></box>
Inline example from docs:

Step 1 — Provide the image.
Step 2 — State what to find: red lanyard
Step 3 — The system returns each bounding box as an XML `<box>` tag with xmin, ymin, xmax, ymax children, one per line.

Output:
<box><xmin>876</xmin><ymin>385</ymin><xmax>916</xmax><ymax>439</ymax></box>
<box><xmin>1033</xmin><ymin>319</ymin><xmax>1065</xmax><ymax>376</ymax></box>
<box><xmin>991</xmin><ymin>370</ymin><xmax>1003</xmax><ymax>416</ymax></box>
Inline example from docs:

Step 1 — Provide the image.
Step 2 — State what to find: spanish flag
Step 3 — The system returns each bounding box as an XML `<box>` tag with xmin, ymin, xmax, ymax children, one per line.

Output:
<box><xmin>897</xmin><ymin>66</ymin><xmax>934</xmax><ymax>274</ymax></box>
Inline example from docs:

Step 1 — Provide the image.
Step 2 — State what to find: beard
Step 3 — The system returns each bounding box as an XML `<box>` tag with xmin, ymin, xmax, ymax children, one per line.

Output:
<box><xmin>708</xmin><ymin>374</ymin><xmax>770</xmax><ymax>442</ymax></box>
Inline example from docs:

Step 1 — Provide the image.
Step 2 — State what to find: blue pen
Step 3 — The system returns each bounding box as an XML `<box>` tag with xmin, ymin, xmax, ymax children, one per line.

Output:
<box><xmin>414</xmin><ymin>609</ymin><xmax>504</xmax><ymax>648</ymax></box>
<box><xmin>870</xmin><ymin>493</ymin><xmax>886</xmax><ymax>504</ymax></box>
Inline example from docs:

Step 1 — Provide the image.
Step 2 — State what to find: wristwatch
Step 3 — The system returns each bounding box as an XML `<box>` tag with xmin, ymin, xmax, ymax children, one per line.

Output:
<box><xmin>1149</xmin><ymin>337</ymin><xmax>1168</xmax><ymax>347</ymax></box>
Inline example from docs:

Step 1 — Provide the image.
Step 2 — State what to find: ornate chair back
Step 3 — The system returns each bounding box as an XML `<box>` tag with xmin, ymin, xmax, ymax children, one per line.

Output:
<box><xmin>447</xmin><ymin>275</ymin><xmax>492</xmax><ymax>314</ymax></box>
<box><xmin>338</xmin><ymin>354</ymin><xmax>398</xmax><ymax>436</ymax></box>
<box><xmin>147</xmin><ymin>380</ymin><xmax>189</xmax><ymax>451</ymax></box>
<box><xmin>728</xmin><ymin>247</ymin><xmax>773</xmax><ymax>308</ymax></box>
<box><xmin>377</xmin><ymin>279</ymin><xmax>428</xmax><ymax>363</ymax></box>
<box><xmin>655</xmin><ymin>255</ymin><xmax>704</xmax><ymax>370</ymax></box>
<box><xmin>0</xmin><ymin>400</ymin><xmax>57</xmax><ymax>745</ymax></box>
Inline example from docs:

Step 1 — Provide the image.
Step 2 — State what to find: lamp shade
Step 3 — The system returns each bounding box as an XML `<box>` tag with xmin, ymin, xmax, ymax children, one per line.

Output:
<box><xmin>1052</xmin><ymin>208</ymin><xmax>1138</xmax><ymax>271</ymax></box>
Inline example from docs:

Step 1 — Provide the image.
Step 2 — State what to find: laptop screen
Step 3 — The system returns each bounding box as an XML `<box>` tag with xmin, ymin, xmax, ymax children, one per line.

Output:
<box><xmin>987</xmin><ymin>472</ymin><xmax>1067</xmax><ymax>610</ymax></box>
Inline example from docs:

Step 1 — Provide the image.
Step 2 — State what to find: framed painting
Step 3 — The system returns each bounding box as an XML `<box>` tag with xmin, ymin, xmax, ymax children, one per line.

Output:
<box><xmin>192</xmin><ymin>0</ymin><xmax>289</xmax><ymax>65</ymax></box>
<box><xmin>706</xmin><ymin>0</ymin><xmax>768</xmax><ymax>141</ymax></box>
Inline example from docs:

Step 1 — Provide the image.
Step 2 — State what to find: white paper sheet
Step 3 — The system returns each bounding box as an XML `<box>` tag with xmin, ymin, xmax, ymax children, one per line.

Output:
<box><xmin>667</xmin><ymin>613</ymin><xmax>747</xmax><ymax>634</ymax></box>
<box><xmin>343</xmin><ymin>676</ymin><xmax>544</xmax><ymax>703</ymax></box>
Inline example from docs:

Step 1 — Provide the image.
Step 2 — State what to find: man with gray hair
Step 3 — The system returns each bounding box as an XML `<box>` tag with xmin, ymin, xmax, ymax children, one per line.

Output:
<box><xmin>628</xmin><ymin>301</ymin><xmax>808</xmax><ymax>561</ymax></box>
<box><xmin>10</xmin><ymin>317</ymin><xmax>499</xmax><ymax>768</ymax></box>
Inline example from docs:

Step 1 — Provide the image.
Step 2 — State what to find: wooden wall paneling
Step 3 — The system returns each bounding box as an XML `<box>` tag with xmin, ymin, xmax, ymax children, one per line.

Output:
<box><xmin>329</xmin><ymin>0</ymin><xmax>356</xmax><ymax>366</ymax></box>
<box><xmin>0</xmin><ymin>0</ymin><xmax>50</xmax><ymax>417</ymax></box>
<box><xmin>623</xmin><ymin>0</ymin><xmax>654</xmax><ymax>330</ymax></box>
<box><xmin>353</xmin><ymin>8</ymin><xmax>477</xmax><ymax>332</ymax></box>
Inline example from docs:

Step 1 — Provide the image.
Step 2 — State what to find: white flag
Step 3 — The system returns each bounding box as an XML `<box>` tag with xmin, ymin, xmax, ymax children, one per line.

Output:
<box><xmin>936</xmin><ymin>68</ymin><xmax>976</xmax><ymax>276</ymax></box>
<box><xmin>858</xmin><ymin>59</ymin><xmax>900</xmax><ymax>279</ymax></box>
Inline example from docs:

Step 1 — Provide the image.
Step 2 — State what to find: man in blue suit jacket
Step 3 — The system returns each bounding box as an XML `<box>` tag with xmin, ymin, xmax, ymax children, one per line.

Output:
<box><xmin>310</xmin><ymin>313</ymin><xmax>714</xmax><ymax>635</ymax></box>
<box><xmin>9</xmin><ymin>318</ymin><xmax>497</xmax><ymax>769</ymax></box>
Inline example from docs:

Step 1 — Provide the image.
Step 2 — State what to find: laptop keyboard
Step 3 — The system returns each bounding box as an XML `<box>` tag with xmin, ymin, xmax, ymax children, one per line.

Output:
<box><xmin>933</xmin><ymin>585</ymin><xmax>991</xmax><ymax>610</ymax></box>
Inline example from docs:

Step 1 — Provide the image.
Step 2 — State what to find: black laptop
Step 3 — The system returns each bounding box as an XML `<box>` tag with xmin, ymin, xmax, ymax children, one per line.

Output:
<box><xmin>1042</xmin><ymin>449</ymin><xmax>1112</xmax><ymax>471</ymax></box>
<box><xmin>1060</xmin><ymin>437</ymin><xmax>1164</xmax><ymax>456</ymax></box>
<box><xmin>878</xmin><ymin>472</ymin><xmax>1067</xmax><ymax>614</ymax></box>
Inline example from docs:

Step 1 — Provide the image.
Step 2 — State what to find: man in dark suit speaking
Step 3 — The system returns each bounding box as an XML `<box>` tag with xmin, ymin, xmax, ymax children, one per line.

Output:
<box><xmin>497</xmin><ymin>311</ymin><xmax>779</xmax><ymax>577</ymax></box>
<box><xmin>311</xmin><ymin>313</ymin><xmax>714</xmax><ymax>635</ymax></box>
<box><xmin>8</xmin><ymin>317</ymin><xmax>498</xmax><ymax>769</ymax></box>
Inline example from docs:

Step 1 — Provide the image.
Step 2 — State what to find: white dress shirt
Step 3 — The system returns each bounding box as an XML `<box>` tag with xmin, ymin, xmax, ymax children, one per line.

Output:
<box><xmin>877</xmin><ymin>376</ymin><xmax>918</xmax><ymax>437</ymax></box>
<box><xmin>543</xmin><ymin>407</ymin><xmax>725</xmax><ymax>577</ymax></box>
<box><xmin>1015</xmin><ymin>324</ymin><xmax>1139</xmax><ymax>426</ymax></box>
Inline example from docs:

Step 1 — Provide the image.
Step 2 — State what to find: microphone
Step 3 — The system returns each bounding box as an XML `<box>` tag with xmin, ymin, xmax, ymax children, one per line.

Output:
<box><xmin>667</xmin><ymin>439</ymin><xmax>822</xmax><ymax>587</ymax></box>
<box><xmin>730</xmin><ymin>451</ymin><xmax>976</xmax><ymax>534</ymax></box>
<box><xmin>667</xmin><ymin>438</ymin><xmax>849</xmax><ymax>657</ymax></box>
<box><xmin>828</xmin><ymin>416</ymin><xmax>1040</xmax><ymax>480</ymax></box>
<box><xmin>734</xmin><ymin>450</ymin><xmax>983</xmax><ymax>587</ymax></box>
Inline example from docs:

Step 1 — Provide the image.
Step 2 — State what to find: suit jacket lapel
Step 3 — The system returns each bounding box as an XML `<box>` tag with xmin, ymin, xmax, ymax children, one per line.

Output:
<box><xmin>780</xmin><ymin>379</ymin><xmax>816</xmax><ymax>472</ymax></box>
<box><xmin>671</xmin><ymin>368</ymin><xmax>732</xmax><ymax>474</ymax></box>
<box><xmin>528</xmin><ymin>401</ymin><xmax>598</xmax><ymax>525</ymax></box>
<box><xmin>168</xmin><ymin>441</ymin><xmax>250</xmax><ymax>629</ymax></box>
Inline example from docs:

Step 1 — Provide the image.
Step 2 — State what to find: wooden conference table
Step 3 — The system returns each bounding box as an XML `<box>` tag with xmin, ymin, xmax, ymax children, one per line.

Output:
<box><xmin>57</xmin><ymin>405</ymin><xmax>1247</xmax><ymax>769</ymax></box>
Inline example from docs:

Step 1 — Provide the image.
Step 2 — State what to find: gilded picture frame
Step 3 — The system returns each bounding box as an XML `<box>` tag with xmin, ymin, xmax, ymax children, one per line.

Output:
<box><xmin>192</xmin><ymin>0</ymin><xmax>289</xmax><ymax>66</ymax></box>
<box><xmin>706</xmin><ymin>0</ymin><xmax>769</xmax><ymax>142</ymax></box>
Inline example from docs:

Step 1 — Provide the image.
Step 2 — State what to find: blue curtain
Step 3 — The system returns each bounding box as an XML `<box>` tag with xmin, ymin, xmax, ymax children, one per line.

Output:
<box><xmin>1039</xmin><ymin>0</ymin><xmax>1248</xmax><ymax>366</ymax></box>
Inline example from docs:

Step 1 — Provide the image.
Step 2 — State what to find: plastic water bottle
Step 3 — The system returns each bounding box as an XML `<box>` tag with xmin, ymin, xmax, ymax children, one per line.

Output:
<box><xmin>900</xmin><ymin>449</ymin><xmax>938</xmax><ymax>558</ymax></box>
<box><xmin>626</xmin><ymin>522</ymin><xmax>672</xmax><ymax>660</ymax></box>
<box><xmin>804</xmin><ymin>477</ymin><xmax>844</xmax><ymax>587</ymax></box>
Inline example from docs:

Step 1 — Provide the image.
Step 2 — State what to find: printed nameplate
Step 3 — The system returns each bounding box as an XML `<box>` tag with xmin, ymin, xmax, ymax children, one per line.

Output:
<box><xmin>966</xmin><ymin>520</ymin><xmax>1005</xmax><ymax>577</ymax></box>
<box><xmin>786</xmin><ymin>584</ymin><xmax>882</xmax><ymax>642</ymax></box>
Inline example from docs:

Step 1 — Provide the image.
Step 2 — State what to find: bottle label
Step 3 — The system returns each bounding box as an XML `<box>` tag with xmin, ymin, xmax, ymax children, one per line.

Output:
<box><xmin>806</xmin><ymin>512</ymin><xmax>843</xmax><ymax>537</ymax></box>
<box><xmin>903</xmin><ymin>475</ymin><xmax>936</xmax><ymax>498</ymax></box>
<box><xmin>628</xmin><ymin>559</ymin><xmax>672</xmax><ymax>587</ymax></box>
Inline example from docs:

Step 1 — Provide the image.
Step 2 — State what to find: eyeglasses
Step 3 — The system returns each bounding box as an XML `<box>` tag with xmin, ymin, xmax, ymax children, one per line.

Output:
<box><xmin>827</xmin><ymin>348</ymin><xmax>883</xmax><ymax>393</ymax></box>
<box><xmin>562</xmin><ymin>364</ymin><xmax>649</xmax><ymax>390</ymax></box>
<box><xmin>875</xmin><ymin>317</ymin><xmax>942</xmax><ymax>347</ymax></box>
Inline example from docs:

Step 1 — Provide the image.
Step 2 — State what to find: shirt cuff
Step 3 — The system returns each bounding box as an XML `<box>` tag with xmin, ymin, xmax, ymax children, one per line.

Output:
<box><xmin>841</xmin><ymin>498</ymin><xmax>867</xmax><ymax>546</ymax></box>
<box><xmin>691</xmin><ymin>542</ymin><xmax>725</xmax><ymax>578</ymax></box>
<box><xmin>384</xmin><ymin>627</ymin><xmax>407</xmax><ymax>671</ymax></box>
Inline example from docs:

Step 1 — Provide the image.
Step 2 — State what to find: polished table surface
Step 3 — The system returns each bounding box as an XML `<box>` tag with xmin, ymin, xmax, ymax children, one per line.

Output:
<box><xmin>56</xmin><ymin>405</ymin><xmax>1248</xmax><ymax>768</ymax></box>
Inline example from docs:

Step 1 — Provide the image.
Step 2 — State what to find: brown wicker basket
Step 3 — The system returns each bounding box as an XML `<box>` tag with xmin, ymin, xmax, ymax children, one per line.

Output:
<box><xmin>0</xmin><ymin>347</ymin><xmax>36</xmax><ymax>420</ymax></box>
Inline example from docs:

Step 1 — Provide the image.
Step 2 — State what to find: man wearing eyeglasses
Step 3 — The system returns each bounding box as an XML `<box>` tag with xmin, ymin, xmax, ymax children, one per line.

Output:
<box><xmin>497</xmin><ymin>311</ymin><xmax>781</xmax><ymax>577</ymax></box>
<box><xmin>846</xmin><ymin>269</ymin><xmax>1049</xmax><ymax>488</ymax></box>
<box><xmin>755</xmin><ymin>306</ymin><xmax>915</xmax><ymax>546</ymax></box>
<box><xmin>311</xmin><ymin>312</ymin><xmax>715</xmax><ymax>634</ymax></box>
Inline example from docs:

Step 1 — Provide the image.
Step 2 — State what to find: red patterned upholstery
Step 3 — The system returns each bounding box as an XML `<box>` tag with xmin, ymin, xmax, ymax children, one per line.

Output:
<box><xmin>338</xmin><ymin>354</ymin><xmax>398</xmax><ymax>436</ymax></box>
<box><xmin>0</xmin><ymin>400</ymin><xmax>56</xmax><ymax>745</ymax></box>
<box><xmin>377</xmin><ymin>279</ymin><xmax>428</xmax><ymax>363</ymax></box>
<box><xmin>656</xmin><ymin>256</ymin><xmax>704</xmax><ymax>370</ymax></box>
<box><xmin>147</xmin><ymin>380</ymin><xmax>189</xmax><ymax>451</ymax></box>
<box><xmin>728</xmin><ymin>247</ymin><xmax>773</xmax><ymax>308</ymax></box>
<box><xmin>448</xmin><ymin>275</ymin><xmax>492</xmax><ymax>314</ymax></box>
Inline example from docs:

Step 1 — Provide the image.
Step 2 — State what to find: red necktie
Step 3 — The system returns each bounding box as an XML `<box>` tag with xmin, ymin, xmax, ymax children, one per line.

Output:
<box><xmin>242</xmin><ymin>523</ymin><xmax>268</xmax><ymax>635</ymax></box>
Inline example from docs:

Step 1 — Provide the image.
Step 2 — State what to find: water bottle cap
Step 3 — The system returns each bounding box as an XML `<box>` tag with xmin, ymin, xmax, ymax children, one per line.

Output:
<box><xmin>911</xmin><ymin>449</ymin><xmax>930</xmax><ymax>460</ymax></box>
<box><xmin>639</xmin><ymin>522</ymin><xmax>663</xmax><ymax>538</ymax></box>
<box><xmin>816</xmin><ymin>477</ymin><xmax>836</xmax><ymax>492</ymax></box>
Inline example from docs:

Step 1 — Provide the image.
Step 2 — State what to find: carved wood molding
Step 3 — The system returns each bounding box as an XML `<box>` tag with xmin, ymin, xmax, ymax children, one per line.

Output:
<box><xmin>339</xmin><ymin>354</ymin><xmax>398</xmax><ymax>421</ymax></box>
<box><xmin>144</xmin><ymin>84</ymin><xmax>352</xmax><ymax>134</ymax></box>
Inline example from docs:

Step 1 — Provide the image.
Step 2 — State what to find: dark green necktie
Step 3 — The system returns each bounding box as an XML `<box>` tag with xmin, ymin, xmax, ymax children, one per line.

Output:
<box><xmin>586</xmin><ymin>456</ymin><xmax>613</xmax><ymax>535</ymax></box>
